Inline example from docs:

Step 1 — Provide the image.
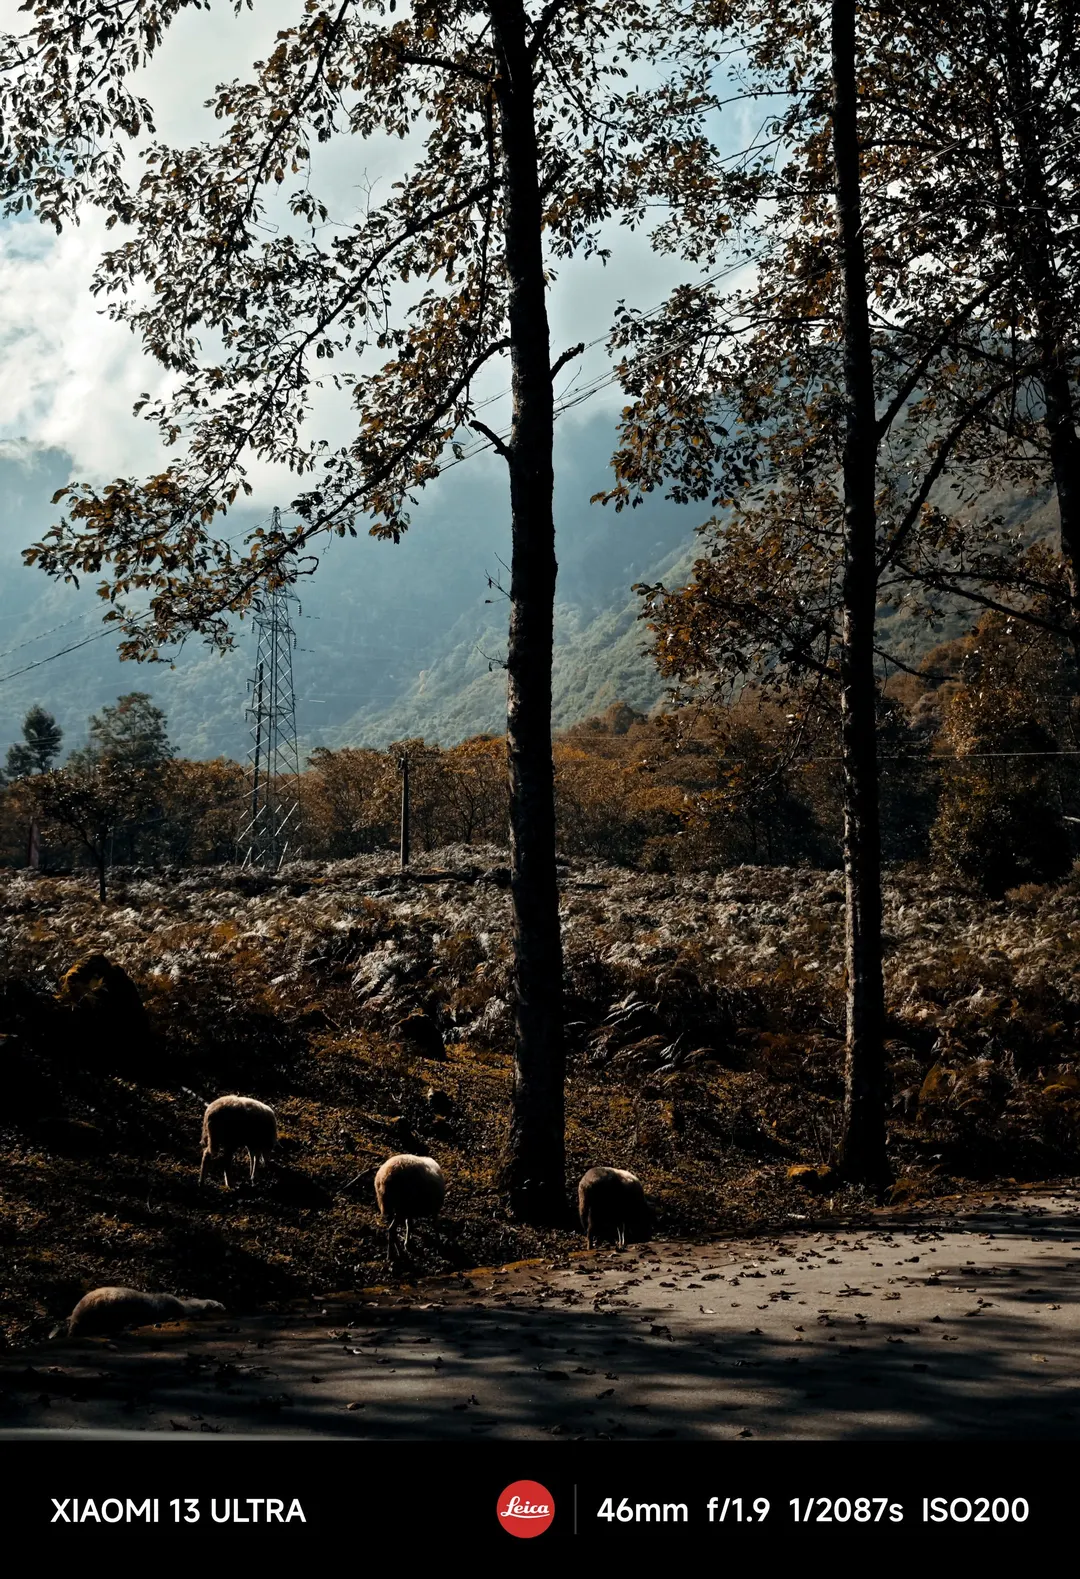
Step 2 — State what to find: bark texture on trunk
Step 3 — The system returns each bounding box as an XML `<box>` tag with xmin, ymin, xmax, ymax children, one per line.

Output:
<box><xmin>998</xmin><ymin>0</ymin><xmax>1080</xmax><ymax>652</ymax></box>
<box><xmin>490</xmin><ymin>0</ymin><xmax>566</xmax><ymax>1222</ymax></box>
<box><xmin>832</xmin><ymin>0</ymin><xmax>889</xmax><ymax>1187</ymax></box>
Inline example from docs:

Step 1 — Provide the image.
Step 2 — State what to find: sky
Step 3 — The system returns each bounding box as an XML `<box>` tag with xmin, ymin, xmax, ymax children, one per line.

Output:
<box><xmin>0</xmin><ymin>0</ymin><xmax>750</xmax><ymax>536</ymax></box>
<box><xmin>0</xmin><ymin>1</ymin><xmax>759</xmax><ymax>763</ymax></box>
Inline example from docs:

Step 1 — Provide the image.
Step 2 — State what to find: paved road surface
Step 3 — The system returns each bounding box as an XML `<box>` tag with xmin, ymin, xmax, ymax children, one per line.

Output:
<box><xmin>4</xmin><ymin>1188</ymin><xmax>1079</xmax><ymax>1439</ymax></box>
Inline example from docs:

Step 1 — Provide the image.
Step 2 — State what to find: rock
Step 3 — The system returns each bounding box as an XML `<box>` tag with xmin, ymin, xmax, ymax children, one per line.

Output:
<box><xmin>393</xmin><ymin>1012</ymin><xmax>445</xmax><ymax>1061</ymax></box>
<box><xmin>55</xmin><ymin>954</ymin><xmax>150</xmax><ymax>1069</ymax></box>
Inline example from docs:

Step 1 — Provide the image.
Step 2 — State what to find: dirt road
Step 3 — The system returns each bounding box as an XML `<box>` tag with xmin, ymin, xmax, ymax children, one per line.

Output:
<box><xmin>4</xmin><ymin>1188</ymin><xmax>1079</xmax><ymax>1439</ymax></box>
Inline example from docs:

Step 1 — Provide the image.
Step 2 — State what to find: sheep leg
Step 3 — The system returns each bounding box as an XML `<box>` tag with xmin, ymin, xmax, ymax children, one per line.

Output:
<box><xmin>617</xmin><ymin>1224</ymin><xmax>626</xmax><ymax>1249</ymax></box>
<box><xmin>223</xmin><ymin>1151</ymin><xmax>233</xmax><ymax>1191</ymax></box>
<box><xmin>386</xmin><ymin>1217</ymin><xmax>400</xmax><ymax>1265</ymax></box>
<box><xmin>249</xmin><ymin>1147</ymin><xmax>257</xmax><ymax>1183</ymax></box>
<box><xmin>199</xmin><ymin>1148</ymin><xmax>209</xmax><ymax>1186</ymax></box>
<box><xmin>403</xmin><ymin>1218</ymin><xmax>411</xmax><ymax>1249</ymax></box>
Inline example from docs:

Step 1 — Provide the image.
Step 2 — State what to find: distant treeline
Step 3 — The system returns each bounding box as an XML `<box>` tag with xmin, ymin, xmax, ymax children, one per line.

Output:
<box><xmin>2</xmin><ymin>612</ymin><xmax>1078</xmax><ymax>897</ymax></box>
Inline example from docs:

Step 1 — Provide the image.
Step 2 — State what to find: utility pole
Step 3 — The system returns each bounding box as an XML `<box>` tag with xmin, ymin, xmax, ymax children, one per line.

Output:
<box><xmin>399</xmin><ymin>751</ymin><xmax>410</xmax><ymax>870</ymax></box>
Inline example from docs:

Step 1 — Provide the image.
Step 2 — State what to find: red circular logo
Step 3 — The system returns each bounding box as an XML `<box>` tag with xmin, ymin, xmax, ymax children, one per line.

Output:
<box><xmin>497</xmin><ymin>1480</ymin><xmax>556</xmax><ymax>1537</ymax></box>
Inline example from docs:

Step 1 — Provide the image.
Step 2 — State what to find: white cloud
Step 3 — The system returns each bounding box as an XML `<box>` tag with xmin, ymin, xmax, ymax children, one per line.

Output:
<box><xmin>0</xmin><ymin>211</ymin><xmax>179</xmax><ymax>477</ymax></box>
<box><xmin>0</xmin><ymin>0</ymin><xmax>729</xmax><ymax>502</ymax></box>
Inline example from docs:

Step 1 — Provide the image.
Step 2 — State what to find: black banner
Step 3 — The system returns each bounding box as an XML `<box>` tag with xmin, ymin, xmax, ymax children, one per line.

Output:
<box><xmin>0</xmin><ymin>1438</ymin><xmax>1067</xmax><ymax>1545</ymax></box>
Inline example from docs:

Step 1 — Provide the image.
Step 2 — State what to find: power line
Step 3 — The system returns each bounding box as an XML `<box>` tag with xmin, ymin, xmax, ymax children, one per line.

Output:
<box><xmin>0</xmin><ymin>612</ymin><xmax>96</xmax><ymax>664</ymax></box>
<box><xmin>0</xmin><ymin>625</ymin><xmax>117</xmax><ymax>684</ymax></box>
<box><xmin>0</xmin><ymin>248</ymin><xmax>756</xmax><ymax>682</ymax></box>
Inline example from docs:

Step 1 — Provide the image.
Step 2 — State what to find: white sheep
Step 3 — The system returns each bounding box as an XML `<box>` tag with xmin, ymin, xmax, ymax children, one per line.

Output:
<box><xmin>578</xmin><ymin>1166</ymin><xmax>648</xmax><ymax>1249</ymax></box>
<box><xmin>374</xmin><ymin>1153</ymin><xmax>446</xmax><ymax>1259</ymax></box>
<box><xmin>58</xmin><ymin>1286</ymin><xmax>226</xmax><ymax>1339</ymax></box>
<box><xmin>199</xmin><ymin>1094</ymin><xmax>277</xmax><ymax>1188</ymax></box>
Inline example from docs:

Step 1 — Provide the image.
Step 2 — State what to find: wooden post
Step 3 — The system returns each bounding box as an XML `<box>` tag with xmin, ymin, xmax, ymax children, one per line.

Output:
<box><xmin>399</xmin><ymin>752</ymin><xmax>410</xmax><ymax>870</ymax></box>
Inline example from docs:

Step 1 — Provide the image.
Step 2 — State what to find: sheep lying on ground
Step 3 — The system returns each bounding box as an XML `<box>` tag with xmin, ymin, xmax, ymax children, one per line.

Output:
<box><xmin>199</xmin><ymin>1094</ymin><xmax>277</xmax><ymax>1188</ymax></box>
<box><xmin>578</xmin><ymin>1166</ymin><xmax>648</xmax><ymax>1248</ymax></box>
<box><xmin>58</xmin><ymin>1286</ymin><xmax>226</xmax><ymax>1339</ymax></box>
<box><xmin>374</xmin><ymin>1153</ymin><xmax>446</xmax><ymax>1259</ymax></box>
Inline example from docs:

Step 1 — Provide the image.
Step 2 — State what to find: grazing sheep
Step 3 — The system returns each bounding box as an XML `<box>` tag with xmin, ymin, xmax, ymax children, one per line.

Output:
<box><xmin>199</xmin><ymin>1094</ymin><xmax>277</xmax><ymax>1189</ymax></box>
<box><xmin>578</xmin><ymin>1166</ymin><xmax>648</xmax><ymax>1249</ymax></box>
<box><xmin>374</xmin><ymin>1153</ymin><xmax>446</xmax><ymax>1259</ymax></box>
<box><xmin>59</xmin><ymin>1286</ymin><xmax>225</xmax><ymax>1339</ymax></box>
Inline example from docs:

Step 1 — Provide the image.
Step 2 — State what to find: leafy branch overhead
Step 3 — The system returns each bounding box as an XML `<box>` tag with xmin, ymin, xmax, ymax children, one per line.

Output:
<box><xmin>3</xmin><ymin>0</ymin><xmax>719</xmax><ymax>657</ymax></box>
<box><xmin>608</xmin><ymin>0</ymin><xmax>1080</xmax><ymax>705</ymax></box>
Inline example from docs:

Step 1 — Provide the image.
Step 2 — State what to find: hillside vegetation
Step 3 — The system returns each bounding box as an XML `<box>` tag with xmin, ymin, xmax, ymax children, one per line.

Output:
<box><xmin>3</xmin><ymin>847</ymin><xmax>1080</xmax><ymax>1349</ymax></box>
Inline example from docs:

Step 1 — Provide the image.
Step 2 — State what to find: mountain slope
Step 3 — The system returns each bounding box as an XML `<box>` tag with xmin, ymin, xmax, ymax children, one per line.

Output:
<box><xmin>0</xmin><ymin>426</ymin><xmax>1059</xmax><ymax>762</ymax></box>
<box><xmin>0</xmin><ymin>416</ymin><xmax>694</xmax><ymax>759</ymax></box>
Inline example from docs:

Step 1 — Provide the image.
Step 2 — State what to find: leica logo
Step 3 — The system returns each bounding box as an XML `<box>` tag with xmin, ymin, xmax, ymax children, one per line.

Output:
<box><xmin>502</xmin><ymin>1495</ymin><xmax>550</xmax><ymax>1518</ymax></box>
<box><xmin>497</xmin><ymin>1480</ymin><xmax>556</xmax><ymax>1537</ymax></box>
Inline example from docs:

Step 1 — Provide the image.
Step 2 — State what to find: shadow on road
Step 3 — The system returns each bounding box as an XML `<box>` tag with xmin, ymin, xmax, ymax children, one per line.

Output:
<box><xmin>4</xmin><ymin>1199</ymin><xmax>1080</xmax><ymax>1440</ymax></box>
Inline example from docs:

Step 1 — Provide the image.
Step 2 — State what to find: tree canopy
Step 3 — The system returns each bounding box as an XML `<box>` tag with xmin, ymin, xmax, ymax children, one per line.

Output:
<box><xmin>4</xmin><ymin>704</ymin><xmax>63</xmax><ymax>779</ymax></box>
<box><xmin>2</xmin><ymin>0</ymin><xmax>708</xmax><ymax>652</ymax></box>
<box><xmin>70</xmin><ymin>691</ymin><xmax>174</xmax><ymax>771</ymax></box>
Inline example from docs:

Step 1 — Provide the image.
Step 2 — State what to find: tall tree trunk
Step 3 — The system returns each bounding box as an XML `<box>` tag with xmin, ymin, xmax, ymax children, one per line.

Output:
<box><xmin>832</xmin><ymin>0</ymin><xmax>889</xmax><ymax>1186</ymax></box>
<box><xmin>998</xmin><ymin>0</ymin><xmax>1080</xmax><ymax>657</ymax></box>
<box><xmin>489</xmin><ymin>0</ymin><xmax>566</xmax><ymax>1222</ymax></box>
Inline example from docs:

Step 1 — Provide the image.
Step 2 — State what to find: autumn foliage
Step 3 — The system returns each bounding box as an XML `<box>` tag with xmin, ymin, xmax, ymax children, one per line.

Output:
<box><xmin>3</xmin><ymin>618</ymin><xmax>1078</xmax><ymax>892</ymax></box>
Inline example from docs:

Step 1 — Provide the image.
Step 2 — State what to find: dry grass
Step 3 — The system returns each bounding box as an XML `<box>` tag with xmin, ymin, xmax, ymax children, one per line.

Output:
<box><xmin>2</xmin><ymin>847</ymin><xmax>1079</xmax><ymax>1349</ymax></box>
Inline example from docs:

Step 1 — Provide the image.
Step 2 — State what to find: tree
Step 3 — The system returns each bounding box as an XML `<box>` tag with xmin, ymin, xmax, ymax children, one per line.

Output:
<box><xmin>14</xmin><ymin>762</ymin><xmax>154</xmax><ymax>901</ymax></box>
<box><xmin>829</xmin><ymin>0</ymin><xmax>887</xmax><ymax>1184</ymax></box>
<box><xmin>442</xmin><ymin>735</ymin><xmax>506</xmax><ymax>845</ymax></box>
<box><xmin>65</xmin><ymin>692</ymin><xmax>173</xmax><ymax>863</ymax></box>
<box><xmin>70</xmin><ymin>691</ymin><xmax>173</xmax><ymax>771</ymax></box>
<box><xmin>553</xmin><ymin>735</ymin><xmax>683</xmax><ymax>865</ymax></box>
<box><xmin>865</xmin><ymin>1</ymin><xmax>1080</xmax><ymax>655</ymax></box>
<box><xmin>612</xmin><ymin>0</ymin><xmax>945</xmax><ymax>1185</ymax></box>
<box><xmin>304</xmin><ymin>746</ymin><xmax>399</xmax><ymax>858</ymax></box>
<box><xmin>653</xmin><ymin>697</ymin><xmax>835</xmax><ymax>869</ymax></box>
<box><xmin>1</xmin><ymin>0</ymin><xmax>707</xmax><ymax>1220</ymax></box>
<box><xmin>157</xmin><ymin>757</ymin><xmax>247</xmax><ymax>865</ymax></box>
<box><xmin>4</xmin><ymin>703</ymin><xmax>64</xmax><ymax>871</ymax></box>
<box><xmin>4</xmin><ymin>704</ymin><xmax>63</xmax><ymax>779</ymax></box>
<box><xmin>599</xmin><ymin>0</ymin><xmax>1080</xmax><ymax>1184</ymax></box>
<box><xmin>931</xmin><ymin>614</ymin><xmax>1076</xmax><ymax>894</ymax></box>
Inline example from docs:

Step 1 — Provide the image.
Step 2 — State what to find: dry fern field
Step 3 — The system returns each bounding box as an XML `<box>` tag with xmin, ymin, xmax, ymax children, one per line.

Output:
<box><xmin>2</xmin><ymin>846</ymin><xmax>1080</xmax><ymax>1350</ymax></box>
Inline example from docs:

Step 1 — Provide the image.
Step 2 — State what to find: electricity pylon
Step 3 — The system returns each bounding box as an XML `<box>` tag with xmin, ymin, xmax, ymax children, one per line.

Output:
<box><xmin>237</xmin><ymin>523</ymin><xmax>303</xmax><ymax>868</ymax></box>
